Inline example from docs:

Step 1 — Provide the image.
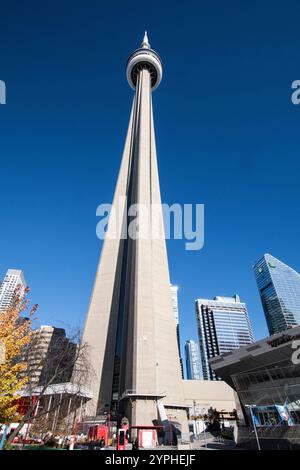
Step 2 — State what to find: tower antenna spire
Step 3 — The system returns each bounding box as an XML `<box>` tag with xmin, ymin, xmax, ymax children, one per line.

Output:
<box><xmin>127</xmin><ymin>32</ymin><xmax>162</xmax><ymax>91</ymax></box>
<box><xmin>141</xmin><ymin>30</ymin><xmax>150</xmax><ymax>49</ymax></box>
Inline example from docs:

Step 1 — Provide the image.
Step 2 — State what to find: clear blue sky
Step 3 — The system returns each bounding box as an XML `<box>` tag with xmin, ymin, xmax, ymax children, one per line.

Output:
<box><xmin>1</xmin><ymin>1</ymin><xmax>300</xmax><ymax>358</ymax></box>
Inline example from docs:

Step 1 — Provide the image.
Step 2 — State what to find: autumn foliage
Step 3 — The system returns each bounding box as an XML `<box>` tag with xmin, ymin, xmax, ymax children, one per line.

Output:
<box><xmin>0</xmin><ymin>287</ymin><xmax>37</xmax><ymax>423</ymax></box>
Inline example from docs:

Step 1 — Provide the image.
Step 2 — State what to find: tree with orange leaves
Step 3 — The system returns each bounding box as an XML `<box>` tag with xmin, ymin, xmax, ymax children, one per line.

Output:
<box><xmin>0</xmin><ymin>286</ymin><xmax>37</xmax><ymax>423</ymax></box>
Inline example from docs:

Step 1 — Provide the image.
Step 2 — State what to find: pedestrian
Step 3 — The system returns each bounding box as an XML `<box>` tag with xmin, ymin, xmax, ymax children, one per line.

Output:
<box><xmin>132</xmin><ymin>438</ymin><xmax>139</xmax><ymax>450</ymax></box>
<box><xmin>69</xmin><ymin>436</ymin><xmax>75</xmax><ymax>450</ymax></box>
<box><xmin>88</xmin><ymin>439</ymin><xmax>95</xmax><ymax>450</ymax></box>
<box><xmin>99</xmin><ymin>437</ymin><xmax>105</xmax><ymax>449</ymax></box>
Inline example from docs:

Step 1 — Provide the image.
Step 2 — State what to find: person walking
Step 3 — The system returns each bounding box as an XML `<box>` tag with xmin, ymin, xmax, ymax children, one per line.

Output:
<box><xmin>132</xmin><ymin>438</ymin><xmax>139</xmax><ymax>450</ymax></box>
<box><xmin>99</xmin><ymin>437</ymin><xmax>105</xmax><ymax>450</ymax></box>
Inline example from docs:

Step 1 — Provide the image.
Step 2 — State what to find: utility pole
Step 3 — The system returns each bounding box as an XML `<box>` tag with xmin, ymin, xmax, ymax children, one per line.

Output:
<box><xmin>193</xmin><ymin>400</ymin><xmax>197</xmax><ymax>438</ymax></box>
<box><xmin>245</xmin><ymin>405</ymin><xmax>261</xmax><ymax>450</ymax></box>
<box><xmin>201</xmin><ymin>408</ymin><xmax>208</xmax><ymax>449</ymax></box>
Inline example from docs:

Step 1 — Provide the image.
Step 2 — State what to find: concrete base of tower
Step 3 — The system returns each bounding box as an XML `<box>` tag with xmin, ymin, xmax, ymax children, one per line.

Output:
<box><xmin>121</xmin><ymin>398</ymin><xmax>189</xmax><ymax>444</ymax></box>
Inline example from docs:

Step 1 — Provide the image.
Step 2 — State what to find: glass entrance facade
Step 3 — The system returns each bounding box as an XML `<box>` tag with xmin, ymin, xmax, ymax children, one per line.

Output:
<box><xmin>231</xmin><ymin>363</ymin><xmax>300</xmax><ymax>425</ymax></box>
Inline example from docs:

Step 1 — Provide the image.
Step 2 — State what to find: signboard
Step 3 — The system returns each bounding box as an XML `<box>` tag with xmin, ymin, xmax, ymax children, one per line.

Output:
<box><xmin>267</xmin><ymin>332</ymin><xmax>300</xmax><ymax>348</ymax></box>
<box><xmin>139</xmin><ymin>430</ymin><xmax>157</xmax><ymax>449</ymax></box>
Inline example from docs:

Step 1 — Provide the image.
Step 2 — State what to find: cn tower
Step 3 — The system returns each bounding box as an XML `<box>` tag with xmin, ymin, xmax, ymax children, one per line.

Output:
<box><xmin>81</xmin><ymin>33</ymin><xmax>188</xmax><ymax>436</ymax></box>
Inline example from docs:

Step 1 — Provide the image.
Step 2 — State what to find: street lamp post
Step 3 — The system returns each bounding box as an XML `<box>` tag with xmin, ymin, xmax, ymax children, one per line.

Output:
<box><xmin>200</xmin><ymin>408</ymin><xmax>208</xmax><ymax>449</ymax></box>
<box><xmin>193</xmin><ymin>400</ymin><xmax>197</xmax><ymax>439</ymax></box>
<box><xmin>245</xmin><ymin>405</ymin><xmax>261</xmax><ymax>450</ymax></box>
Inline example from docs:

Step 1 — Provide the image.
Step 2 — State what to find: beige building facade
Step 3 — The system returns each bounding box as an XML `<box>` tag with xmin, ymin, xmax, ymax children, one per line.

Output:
<box><xmin>183</xmin><ymin>379</ymin><xmax>237</xmax><ymax>412</ymax></box>
<box><xmin>183</xmin><ymin>380</ymin><xmax>238</xmax><ymax>437</ymax></box>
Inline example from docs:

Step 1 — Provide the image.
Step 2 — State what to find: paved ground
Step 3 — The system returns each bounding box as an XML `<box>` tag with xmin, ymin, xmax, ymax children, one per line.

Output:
<box><xmin>191</xmin><ymin>437</ymin><xmax>239</xmax><ymax>450</ymax></box>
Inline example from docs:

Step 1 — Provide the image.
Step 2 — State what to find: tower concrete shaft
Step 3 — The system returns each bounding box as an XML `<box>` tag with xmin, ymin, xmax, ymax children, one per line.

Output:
<box><xmin>81</xmin><ymin>34</ymin><xmax>187</xmax><ymax>432</ymax></box>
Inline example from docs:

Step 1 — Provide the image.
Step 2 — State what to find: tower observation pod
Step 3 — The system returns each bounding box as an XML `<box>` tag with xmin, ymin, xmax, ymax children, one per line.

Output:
<box><xmin>126</xmin><ymin>31</ymin><xmax>163</xmax><ymax>91</ymax></box>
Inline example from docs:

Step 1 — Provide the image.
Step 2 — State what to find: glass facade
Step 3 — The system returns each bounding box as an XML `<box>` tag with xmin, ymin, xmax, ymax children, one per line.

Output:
<box><xmin>232</xmin><ymin>363</ymin><xmax>300</xmax><ymax>426</ymax></box>
<box><xmin>254</xmin><ymin>254</ymin><xmax>300</xmax><ymax>335</ymax></box>
<box><xmin>170</xmin><ymin>285</ymin><xmax>184</xmax><ymax>378</ymax></box>
<box><xmin>184</xmin><ymin>339</ymin><xmax>201</xmax><ymax>380</ymax></box>
<box><xmin>195</xmin><ymin>295</ymin><xmax>254</xmax><ymax>380</ymax></box>
<box><xmin>209</xmin><ymin>326</ymin><xmax>300</xmax><ymax>448</ymax></box>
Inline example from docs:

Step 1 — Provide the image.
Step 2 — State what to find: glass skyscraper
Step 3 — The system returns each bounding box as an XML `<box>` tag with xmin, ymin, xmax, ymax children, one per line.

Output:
<box><xmin>195</xmin><ymin>295</ymin><xmax>254</xmax><ymax>380</ymax></box>
<box><xmin>253</xmin><ymin>253</ymin><xmax>300</xmax><ymax>335</ymax></box>
<box><xmin>170</xmin><ymin>284</ymin><xmax>184</xmax><ymax>378</ymax></box>
<box><xmin>184</xmin><ymin>339</ymin><xmax>201</xmax><ymax>380</ymax></box>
